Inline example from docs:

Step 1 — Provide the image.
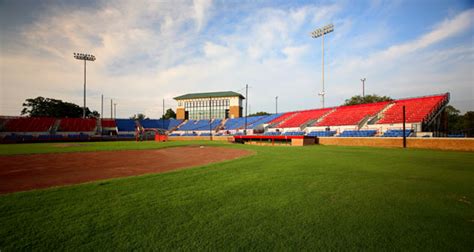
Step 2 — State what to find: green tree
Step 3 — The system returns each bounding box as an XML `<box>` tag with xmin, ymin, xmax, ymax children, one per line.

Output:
<box><xmin>161</xmin><ymin>109</ymin><xmax>176</xmax><ymax>119</ymax></box>
<box><xmin>445</xmin><ymin>105</ymin><xmax>462</xmax><ymax>132</ymax></box>
<box><xmin>461</xmin><ymin>111</ymin><xmax>474</xmax><ymax>137</ymax></box>
<box><xmin>21</xmin><ymin>96</ymin><xmax>99</xmax><ymax>118</ymax></box>
<box><xmin>130</xmin><ymin>113</ymin><xmax>148</xmax><ymax>120</ymax></box>
<box><xmin>248</xmin><ymin>111</ymin><xmax>270</xmax><ymax>117</ymax></box>
<box><xmin>343</xmin><ymin>94</ymin><xmax>393</xmax><ymax>106</ymax></box>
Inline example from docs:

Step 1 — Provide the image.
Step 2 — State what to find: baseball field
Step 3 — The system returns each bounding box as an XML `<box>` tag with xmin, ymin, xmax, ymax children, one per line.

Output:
<box><xmin>0</xmin><ymin>141</ymin><xmax>473</xmax><ymax>250</ymax></box>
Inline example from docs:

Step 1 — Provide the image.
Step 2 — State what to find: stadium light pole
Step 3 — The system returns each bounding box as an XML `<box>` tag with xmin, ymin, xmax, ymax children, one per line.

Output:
<box><xmin>360</xmin><ymin>78</ymin><xmax>366</xmax><ymax>97</ymax></box>
<box><xmin>73</xmin><ymin>53</ymin><xmax>96</xmax><ymax>118</ymax></box>
<box><xmin>275</xmin><ymin>96</ymin><xmax>278</xmax><ymax>114</ymax></box>
<box><xmin>311</xmin><ymin>24</ymin><xmax>334</xmax><ymax>108</ymax></box>
<box><xmin>244</xmin><ymin>84</ymin><xmax>248</xmax><ymax>135</ymax></box>
<box><xmin>101</xmin><ymin>94</ymin><xmax>104</xmax><ymax>120</ymax></box>
<box><xmin>209</xmin><ymin>96</ymin><xmax>212</xmax><ymax>141</ymax></box>
<box><xmin>403</xmin><ymin>105</ymin><xmax>407</xmax><ymax>148</ymax></box>
<box><xmin>162</xmin><ymin>98</ymin><xmax>165</xmax><ymax>130</ymax></box>
<box><xmin>110</xmin><ymin>99</ymin><xmax>113</xmax><ymax>119</ymax></box>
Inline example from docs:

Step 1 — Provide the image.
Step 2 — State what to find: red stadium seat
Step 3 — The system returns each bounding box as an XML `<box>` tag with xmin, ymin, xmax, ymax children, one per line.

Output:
<box><xmin>279</xmin><ymin>108</ymin><xmax>332</xmax><ymax>128</ymax></box>
<box><xmin>101</xmin><ymin>119</ymin><xmax>117</xmax><ymax>128</ymax></box>
<box><xmin>315</xmin><ymin>102</ymin><xmax>389</xmax><ymax>126</ymax></box>
<box><xmin>377</xmin><ymin>94</ymin><xmax>447</xmax><ymax>124</ymax></box>
<box><xmin>58</xmin><ymin>118</ymin><xmax>97</xmax><ymax>132</ymax></box>
<box><xmin>3</xmin><ymin>117</ymin><xmax>56</xmax><ymax>132</ymax></box>
<box><xmin>268</xmin><ymin>112</ymin><xmax>299</xmax><ymax>127</ymax></box>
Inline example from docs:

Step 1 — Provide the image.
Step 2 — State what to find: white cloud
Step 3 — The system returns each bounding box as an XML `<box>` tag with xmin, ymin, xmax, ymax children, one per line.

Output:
<box><xmin>193</xmin><ymin>0</ymin><xmax>213</xmax><ymax>31</ymax></box>
<box><xmin>0</xmin><ymin>2</ymin><xmax>472</xmax><ymax>119</ymax></box>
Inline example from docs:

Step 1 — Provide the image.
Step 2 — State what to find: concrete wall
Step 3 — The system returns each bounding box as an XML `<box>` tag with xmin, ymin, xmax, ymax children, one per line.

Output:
<box><xmin>318</xmin><ymin>137</ymin><xmax>474</xmax><ymax>152</ymax></box>
<box><xmin>176</xmin><ymin>108</ymin><xmax>185</xmax><ymax>120</ymax></box>
<box><xmin>229</xmin><ymin>106</ymin><xmax>242</xmax><ymax>118</ymax></box>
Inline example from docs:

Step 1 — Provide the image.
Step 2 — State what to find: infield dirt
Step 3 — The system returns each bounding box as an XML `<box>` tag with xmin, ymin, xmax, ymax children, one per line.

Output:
<box><xmin>0</xmin><ymin>146</ymin><xmax>252</xmax><ymax>194</ymax></box>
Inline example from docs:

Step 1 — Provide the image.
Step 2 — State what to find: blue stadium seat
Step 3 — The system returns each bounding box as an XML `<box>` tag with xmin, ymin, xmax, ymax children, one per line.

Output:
<box><xmin>179</xmin><ymin>119</ymin><xmax>221</xmax><ymax>131</ymax></box>
<box><xmin>339</xmin><ymin>130</ymin><xmax>377</xmax><ymax>137</ymax></box>
<box><xmin>116</xmin><ymin>119</ymin><xmax>137</xmax><ymax>132</ymax></box>
<box><xmin>263</xmin><ymin>131</ymin><xmax>281</xmax><ymax>136</ymax></box>
<box><xmin>117</xmin><ymin>134</ymin><xmax>135</xmax><ymax>138</ymax></box>
<box><xmin>306</xmin><ymin>131</ymin><xmax>336</xmax><ymax>137</ymax></box>
<box><xmin>382</xmin><ymin>129</ymin><xmax>412</xmax><ymax>137</ymax></box>
<box><xmin>282</xmin><ymin>131</ymin><xmax>305</xmax><ymax>136</ymax></box>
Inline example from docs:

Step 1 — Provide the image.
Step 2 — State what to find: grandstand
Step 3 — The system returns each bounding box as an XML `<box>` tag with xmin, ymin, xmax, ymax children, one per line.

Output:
<box><xmin>376</xmin><ymin>94</ymin><xmax>448</xmax><ymax>124</ymax></box>
<box><xmin>101</xmin><ymin>119</ymin><xmax>117</xmax><ymax>128</ymax></box>
<box><xmin>177</xmin><ymin>119</ymin><xmax>222</xmax><ymax>131</ymax></box>
<box><xmin>0</xmin><ymin>93</ymin><xmax>456</xmax><ymax>142</ymax></box>
<box><xmin>58</xmin><ymin>118</ymin><xmax>96</xmax><ymax>132</ymax></box>
<box><xmin>3</xmin><ymin>117</ymin><xmax>56</xmax><ymax>132</ymax></box>
<box><xmin>315</xmin><ymin>102</ymin><xmax>389</xmax><ymax>126</ymax></box>
<box><xmin>278</xmin><ymin>108</ymin><xmax>333</xmax><ymax>128</ymax></box>
<box><xmin>139</xmin><ymin>119</ymin><xmax>184</xmax><ymax>130</ymax></box>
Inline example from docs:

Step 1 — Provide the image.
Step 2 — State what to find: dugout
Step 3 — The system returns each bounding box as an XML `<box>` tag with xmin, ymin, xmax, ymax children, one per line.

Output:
<box><xmin>234</xmin><ymin>135</ymin><xmax>316</xmax><ymax>146</ymax></box>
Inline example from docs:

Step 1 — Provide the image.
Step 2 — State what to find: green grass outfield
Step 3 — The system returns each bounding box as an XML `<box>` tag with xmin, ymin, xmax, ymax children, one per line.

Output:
<box><xmin>1</xmin><ymin>141</ymin><xmax>473</xmax><ymax>250</ymax></box>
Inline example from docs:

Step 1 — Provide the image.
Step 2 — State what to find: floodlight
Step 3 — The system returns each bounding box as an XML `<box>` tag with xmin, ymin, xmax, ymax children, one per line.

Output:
<box><xmin>311</xmin><ymin>23</ymin><xmax>334</xmax><ymax>108</ymax></box>
<box><xmin>73</xmin><ymin>52</ymin><xmax>96</xmax><ymax>118</ymax></box>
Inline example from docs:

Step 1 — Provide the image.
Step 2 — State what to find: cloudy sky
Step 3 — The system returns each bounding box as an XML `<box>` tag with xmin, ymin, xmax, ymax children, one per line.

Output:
<box><xmin>0</xmin><ymin>0</ymin><xmax>472</xmax><ymax>118</ymax></box>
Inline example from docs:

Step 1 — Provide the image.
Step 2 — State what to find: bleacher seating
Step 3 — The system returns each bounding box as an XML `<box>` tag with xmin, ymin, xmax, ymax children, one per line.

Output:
<box><xmin>169</xmin><ymin>133</ymin><xmax>181</xmax><ymax>136</ymax></box>
<box><xmin>279</xmin><ymin>108</ymin><xmax>332</xmax><ymax>128</ymax></box>
<box><xmin>182</xmin><ymin>132</ymin><xmax>197</xmax><ymax>136</ymax></box>
<box><xmin>116</xmin><ymin>119</ymin><xmax>137</xmax><ymax>132</ymax></box>
<box><xmin>67</xmin><ymin>133</ymin><xmax>90</xmax><ymax>140</ymax></box>
<box><xmin>339</xmin><ymin>130</ymin><xmax>377</xmax><ymax>137</ymax></box>
<box><xmin>179</xmin><ymin>119</ymin><xmax>222</xmax><ymax>131</ymax></box>
<box><xmin>101</xmin><ymin>119</ymin><xmax>117</xmax><ymax>128</ymax></box>
<box><xmin>117</xmin><ymin>134</ymin><xmax>135</xmax><ymax>138</ymax></box>
<box><xmin>282</xmin><ymin>131</ymin><xmax>305</xmax><ymax>136</ymax></box>
<box><xmin>268</xmin><ymin>112</ymin><xmax>298</xmax><ymax>127</ymax></box>
<box><xmin>138</xmin><ymin>119</ymin><xmax>183</xmax><ymax>130</ymax></box>
<box><xmin>167</xmin><ymin>119</ymin><xmax>183</xmax><ymax>130</ymax></box>
<box><xmin>306</xmin><ymin>131</ymin><xmax>336</xmax><ymax>137</ymax></box>
<box><xmin>140</xmin><ymin>119</ymin><xmax>165</xmax><ymax>129</ymax></box>
<box><xmin>247</xmin><ymin>114</ymin><xmax>283</xmax><ymax>128</ymax></box>
<box><xmin>263</xmin><ymin>131</ymin><xmax>281</xmax><ymax>136</ymax></box>
<box><xmin>3</xmin><ymin>117</ymin><xmax>56</xmax><ymax>132</ymax></box>
<box><xmin>382</xmin><ymin>129</ymin><xmax>412</xmax><ymax>137</ymax></box>
<box><xmin>316</xmin><ymin>102</ymin><xmax>389</xmax><ymax>126</ymax></box>
<box><xmin>377</xmin><ymin>94</ymin><xmax>447</xmax><ymax>124</ymax></box>
<box><xmin>58</xmin><ymin>118</ymin><xmax>96</xmax><ymax>132</ymax></box>
<box><xmin>223</xmin><ymin>116</ymin><xmax>265</xmax><ymax>130</ymax></box>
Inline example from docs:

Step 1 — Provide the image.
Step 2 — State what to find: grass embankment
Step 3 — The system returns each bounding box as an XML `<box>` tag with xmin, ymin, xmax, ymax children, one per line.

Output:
<box><xmin>1</xmin><ymin>141</ymin><xmax>473</xmax><ymax>250</ymax></box>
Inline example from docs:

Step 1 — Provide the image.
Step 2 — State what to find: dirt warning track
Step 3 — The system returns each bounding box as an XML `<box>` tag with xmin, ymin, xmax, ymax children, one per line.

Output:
<box><xmin>0</xmin><ymin>146</ymin><xmax>252</xmax><ymax>194</ymax></box>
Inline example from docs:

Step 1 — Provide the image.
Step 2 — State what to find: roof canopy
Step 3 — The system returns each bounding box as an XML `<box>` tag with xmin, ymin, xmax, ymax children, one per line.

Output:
<box><xmin>174</xmin><ymin>91</ymin><xmax>245</xmax><ymax>100</ymax></box>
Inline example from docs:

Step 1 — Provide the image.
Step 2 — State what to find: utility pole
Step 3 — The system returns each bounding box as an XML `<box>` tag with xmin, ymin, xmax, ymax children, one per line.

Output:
<box><xmin>209</xmin><ymin>96</ymin><xmax>212</xmax><ymax>141</ymax></box>
<box><xmin>311</xmin><ymin>24</ymin><xmax>334</xmax><ymax>108</ymax></box>
<box><xmin>101</xmin><ymin>94</ymin><xmax>103</xmax><ymax>120</ymax></box>
<box><xmin>244</xmin><ymin>84</ymin><xmax>248</xmax><ymax>135</ymax></box>
<box><xmin>110</xmin><ymin>99</ymin><xmax>113</xmax><ymax>119</ymax></box>
<box><xmin>275</xmin><ymin>96</ymin><xmax>278</xmax><ymax>114</ymax></box>
<box><xmin>361</xmin><ymin>78</ymin><xmax>366</xmax><ymax>97</ymax></box>
<box><xmin>162</xmin><ymin>98</ymin><xmax>165</xmax><ymax>130</ymax></box>
<box><xmin>403</xmin><ymin>105</ymin><xmax>407</xmax><ymax>148</ymax></box>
